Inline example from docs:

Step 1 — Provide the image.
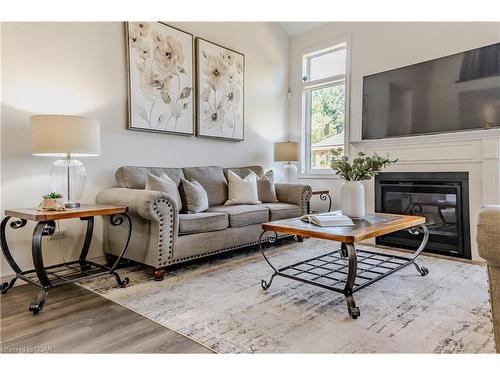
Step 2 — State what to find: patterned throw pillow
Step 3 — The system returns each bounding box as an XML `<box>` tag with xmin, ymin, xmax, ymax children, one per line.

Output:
<box><xmin>225</xmin><ymin>170</ymin><xmax>261</xmax><ymax>205</ymax></box>
<box><xmin>257</xmin><ymin>170</ymin><xmax>279</xmax><ymax>203</ymax></box>
<box><xmin>179</xmin><ymin>178</ymin><xmax>209</xmax><ymax>213</ymax></box>
<box><xmin>145</xmin><ymin>173</ymin><xmax>183</xmax><ymax>212</ymax></box>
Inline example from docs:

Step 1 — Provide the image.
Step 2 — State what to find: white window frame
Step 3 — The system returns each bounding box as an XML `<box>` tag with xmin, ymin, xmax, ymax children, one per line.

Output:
<box><xmin>300</xmin><ymin>37</ymin><xmax>351</xmax><ymax>178</ymax></box>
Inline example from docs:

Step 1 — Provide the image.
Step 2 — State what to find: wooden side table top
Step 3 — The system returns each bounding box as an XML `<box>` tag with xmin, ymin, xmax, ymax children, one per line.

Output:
<box><xmin>5</xmin><ymin>204</ymin><xmax>128</xmax><ymax>222</ymax></box>
<box><xmin>262</xmin><ymin>213</ymin><xmax>425</xmax><ymax>243</ymax></box>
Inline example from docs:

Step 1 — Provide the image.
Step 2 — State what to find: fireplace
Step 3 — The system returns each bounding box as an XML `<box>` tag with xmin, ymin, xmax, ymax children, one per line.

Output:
<box><xmin>374</xmin><ymin>172</ymin><xmax>471</xmax><ymax>259</ymax></box>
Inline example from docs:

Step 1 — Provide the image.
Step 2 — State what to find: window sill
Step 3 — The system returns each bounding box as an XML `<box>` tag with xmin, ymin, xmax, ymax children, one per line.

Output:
<box><xmin>298</xmin><ymin>172</ymin><xmax>343</xmax><ymax>180</ymax></box>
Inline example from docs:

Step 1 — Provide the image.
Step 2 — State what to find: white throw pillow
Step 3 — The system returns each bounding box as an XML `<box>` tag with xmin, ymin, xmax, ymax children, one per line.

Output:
<box><xmin>145</xmin><ymin>173</ymin><xmax>183</xmax><ymax>212</ymax></box>
<box><xmin>225</xmin><ymin>170</ymin><xmax>261</xmax><ymax>205</ymax></box>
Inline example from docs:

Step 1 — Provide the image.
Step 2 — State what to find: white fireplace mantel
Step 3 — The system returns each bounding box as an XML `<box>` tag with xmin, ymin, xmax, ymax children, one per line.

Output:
<box><xmin>351</xmin><ymin>128</ymin><xmax>500</xmax><ymax>260</ymax></box>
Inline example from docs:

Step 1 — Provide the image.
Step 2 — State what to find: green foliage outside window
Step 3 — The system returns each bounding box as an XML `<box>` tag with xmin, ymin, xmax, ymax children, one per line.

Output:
<box><xmin>310</xmin><ymin>84</ymin><xmax>345</xmax><ymax>168</ymax></box>
<box><xmin>310</xmin><ymin>84</ymin><xmax>345</xmax><ymax>145</ymax></box>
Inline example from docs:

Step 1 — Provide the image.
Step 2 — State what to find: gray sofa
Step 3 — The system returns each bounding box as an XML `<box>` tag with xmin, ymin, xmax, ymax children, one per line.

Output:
<box><xmin>477</xmin><ymin>205</ymin><xmax>500</xmax><ymax>353</ymax></box>
<box><xmin>97</xmin><ymin>165</ymin><xmax>312</xmax><ymax>280</ymax></box>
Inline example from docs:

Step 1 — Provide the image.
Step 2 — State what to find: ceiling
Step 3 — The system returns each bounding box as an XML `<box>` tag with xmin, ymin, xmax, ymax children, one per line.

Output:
<box><xmin>277</xmin><ymin>22</ymin><xmax>328</xmax><ymax>36</ymax></box>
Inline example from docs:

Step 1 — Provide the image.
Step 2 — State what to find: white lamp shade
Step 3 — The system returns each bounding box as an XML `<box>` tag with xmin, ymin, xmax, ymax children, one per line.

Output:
<box><xmin>274</xmin><ymin>141</ymin><xmax>299</xmax><ymax>162</ymax></box>
<box><xmin>31</xmin><ymin>115</ymin><xmax>101</xmax><ymax>157</ymax></box>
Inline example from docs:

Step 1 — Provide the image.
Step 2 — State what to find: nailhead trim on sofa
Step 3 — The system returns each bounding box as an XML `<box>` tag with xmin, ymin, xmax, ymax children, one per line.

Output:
<box><xmin>152</xmin><ymin>198</ymin><xmax>175</xmax><ymax>267</ymax></box>
<box><xmin>300</xmin><ymin>185</ymin><xmax>313</xmax><ymax>215</ymax></box>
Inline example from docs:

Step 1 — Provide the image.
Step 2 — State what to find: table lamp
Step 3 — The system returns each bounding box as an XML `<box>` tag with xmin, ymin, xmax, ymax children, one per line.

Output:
<box><xmin>31</xmin><ymin>115</ymin><xmax>101</xmax><ymax>208</ymax></box>
<box><xmin>274</xmin><ymin>141</ymin><xmax>299</xmax><ymax>183</ymax></box>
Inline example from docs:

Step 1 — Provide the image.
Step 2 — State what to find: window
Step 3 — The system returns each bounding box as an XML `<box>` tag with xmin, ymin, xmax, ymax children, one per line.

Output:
<box><xmin>301</xmin><ymin>41</ymin><xmax>349</xmax><ymax>175</ymax></box>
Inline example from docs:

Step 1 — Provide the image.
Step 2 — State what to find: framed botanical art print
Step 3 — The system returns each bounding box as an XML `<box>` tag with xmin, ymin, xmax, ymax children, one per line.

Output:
<box><xmin>196</xmin><ymin>37</ymin><xmax>244</xmax><ymax>141</ymax></box>
<box><xmin>126</xmin><ymin>22</ymin><xmax>194</xmax><ymax>135</ymax></box>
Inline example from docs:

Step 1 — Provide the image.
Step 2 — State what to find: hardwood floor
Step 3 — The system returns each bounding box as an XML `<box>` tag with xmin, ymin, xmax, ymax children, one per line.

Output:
<box><xmin>0</xmin><ymin>283</ymin><xmax>213</xmax><ymax>353</ymax></box>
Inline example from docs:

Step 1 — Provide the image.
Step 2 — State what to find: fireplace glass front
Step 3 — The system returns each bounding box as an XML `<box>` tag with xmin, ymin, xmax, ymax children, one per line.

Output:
<box><xmin>375</xmin><ymin>172</ymin><xmax>470</xmax><ymax>259</ymax></box>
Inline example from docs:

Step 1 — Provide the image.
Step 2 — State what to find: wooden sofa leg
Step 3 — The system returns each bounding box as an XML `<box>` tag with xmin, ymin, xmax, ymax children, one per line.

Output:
<box><xmin>153</xmin><ymin>268</ymin><xmax>165</xmax><ymax>281</ymax></box>
<box><xmin>296</xmin><ymin>235</ymin><xmax>304</xmax><ymax>242</ymax></box>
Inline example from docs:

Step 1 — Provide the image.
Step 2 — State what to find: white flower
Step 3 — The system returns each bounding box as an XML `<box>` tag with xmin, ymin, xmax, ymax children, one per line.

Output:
<box><xmin>221</xmin><ymin>83</ymin><xmax>241</xmax><ymax>108</ymax></box>
<box><xmin>140</xmin><ymin>65</ymin><xmax>170</xmax><ymax>102</ymax></box>
<box><xmin>133</xmin><ymin>22</ymin><xmax>150</xmax><ymax>37</ymax></box>
<box><xmin>136</xmin><ymin>40</ymin><xmax>151</xmax><ymax>60</ymax></box>
<box><xmin>203</xmin><ymin>107</ymin><xmax>226</xmax><ymax>130</ymax></box>
<box><xmin>129</xmin><ymin>22</ymin><xmax>150</xmax><ymax>48</ymax></box>
<box><xmin>129</xmin><ymin>31</ymin><xmax>141</xmax><ymax>48</ymax></box>
<box><xmin>153</xmin><ymin>34</ymin><xmax>184</xmax><ymax>74</ymax></box>
<box><xmin>202</xmin><ymin>54</ymin><xmax>228</xmax><ymax>91</ymax></box>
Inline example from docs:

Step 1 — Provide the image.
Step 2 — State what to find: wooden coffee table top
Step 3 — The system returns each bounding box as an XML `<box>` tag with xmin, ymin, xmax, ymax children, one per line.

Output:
<box><xmin>5</xmin><ymin>205</ymin><xmax>128</xmax><ymax>222</ymax></box>
<box><xmin>262</xmin><ymin>213</ymin><xmax>425</xmax><ymax>243</ymax></box>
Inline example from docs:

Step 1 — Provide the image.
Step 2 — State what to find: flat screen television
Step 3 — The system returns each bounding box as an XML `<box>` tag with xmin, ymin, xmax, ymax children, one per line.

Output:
<box><xmin>362</xmin><ymin>42</ymin><xmax>500</xmax><ymax>140</ymax></box>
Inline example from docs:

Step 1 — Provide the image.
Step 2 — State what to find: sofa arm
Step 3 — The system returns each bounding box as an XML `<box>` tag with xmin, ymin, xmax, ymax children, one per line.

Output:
<box><xmin>97</xmin><ymin>188</ymin><xmax>179</xmax><ymax>271</ymax></box>
<box><xmin>96</xmin><ymin>187</ymin><xmax>178</xmax><ymax>223</ymax></box>
<box><xmin>478</xmin><ymin>205</ymin><xmax>500</xmax><ymax>353</ymax></box>
<box><xmin>275</xmin><ymin>183</ymin><xmax>312</xmax><ymax>215</ymax></box>
<box><xmin>478</xmin><ymin>205</ymin><xmax>500</xmax><ymax>266</ymax></box>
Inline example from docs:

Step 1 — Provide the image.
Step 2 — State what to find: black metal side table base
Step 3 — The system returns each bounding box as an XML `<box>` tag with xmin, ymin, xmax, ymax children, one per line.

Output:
<box><xmin>307</xmin><ymin>191</ymin><xmax>333</xmax><ymax>214</ymax></box>
<box><xmin>0</xmin><ymin>213</ymin><xmax>132</xmax><ymax>314</ymax></box>
<box><xmin>259</xmin><ymin>225</ymin><xmax>429</xmax><ymax>319</ymax></box>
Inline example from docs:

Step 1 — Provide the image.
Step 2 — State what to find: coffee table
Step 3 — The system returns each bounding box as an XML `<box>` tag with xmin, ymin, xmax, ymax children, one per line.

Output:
<box><xmin>258</xmin><ymin>213</ymin><xmax>429</xmax><ymax>319</ymax></box>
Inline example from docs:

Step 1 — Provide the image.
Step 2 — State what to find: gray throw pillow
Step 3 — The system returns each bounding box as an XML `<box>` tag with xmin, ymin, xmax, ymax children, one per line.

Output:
<box><xmin>179</xmin><ymin>178</ymin><xmax>209</xmax><ymax>213</ymax></box>
<box><xmin>257</xmin><ymin>170</ymin><xmax>279</xmax><ymax>203</ymax></box>
<box><xmin>257</xmin><ymin>169</ymin><xmax>279</xmax><ymax>203</ymax></box>
<box><xmin>145</xmin><ymin>173</ymin><xmax>183</xmax><ymax>212</ymax></box>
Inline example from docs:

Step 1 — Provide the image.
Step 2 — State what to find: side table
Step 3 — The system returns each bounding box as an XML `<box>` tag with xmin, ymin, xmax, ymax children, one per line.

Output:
<box><xmin>0</xmin><ymin>205</ymin><xmax>131</xmax><ymax>314</ymax></box>
<box><xmin>307</xmin><ymin>190</ymin><xmax>332</xmax><ymax>213</ymax></box>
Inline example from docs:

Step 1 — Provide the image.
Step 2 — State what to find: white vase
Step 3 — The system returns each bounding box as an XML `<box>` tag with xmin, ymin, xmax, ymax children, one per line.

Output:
<box><xmin>341</xmin><ymin>181</ymin><xmax>365</xmax><ymax>218</ymax></box>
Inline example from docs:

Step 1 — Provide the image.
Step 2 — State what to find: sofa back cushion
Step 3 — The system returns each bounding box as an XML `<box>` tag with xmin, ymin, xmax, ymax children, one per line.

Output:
<box><xmin>116</xmin><ymin>165</ymin><xmax>265</xmax><ymax>207</ymax></box>
<box><xmin>223</xmin><ymin>165</ymin><xmax>264</xmax><ymax>179</ymax></box>
<box><xmin>116</xmin><ymin>166</ymin><xmax>184</xmax><ymax>189</ymax></box>
<box><xmin>182</xmin><ymin>166</ymin><xmax>228</xmax><ymax>206</ymax></box>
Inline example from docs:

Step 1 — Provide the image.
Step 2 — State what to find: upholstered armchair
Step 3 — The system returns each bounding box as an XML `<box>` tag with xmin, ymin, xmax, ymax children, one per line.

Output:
<box><xmin>477</xmin><ymin>205</ymin><xmax>500</xmax><ymax>353</ymax></box>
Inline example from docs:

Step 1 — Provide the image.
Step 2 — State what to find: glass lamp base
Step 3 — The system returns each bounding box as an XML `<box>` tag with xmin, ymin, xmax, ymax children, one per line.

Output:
<box><xmin>51</xmin><ymin>158</ymin><xmax>86</xmax><ymax>208</ymax></box>
<box><xmin>283</xmin><ymin>163</ymin><xmax>298</xmax><ymax>183</ymax></box>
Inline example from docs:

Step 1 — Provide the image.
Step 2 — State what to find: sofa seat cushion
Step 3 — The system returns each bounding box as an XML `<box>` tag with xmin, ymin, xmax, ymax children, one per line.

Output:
<box><xmin>207</xmin><ymin>205</ymin><xmax>269</xmax><ymax>228</ymax></box>
<box><xmin>261</xmin><ymin>203</ymin><xmax>303</xmax><ymax>221</ymax></box>
<box><xmin>179</xmin><ymin>212</ymin><xmax>229</xmax><ymax>235</ymax></box>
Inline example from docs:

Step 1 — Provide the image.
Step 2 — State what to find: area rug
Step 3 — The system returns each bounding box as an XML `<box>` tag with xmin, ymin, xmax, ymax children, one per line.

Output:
<box><xmin>80</xmin><ymin>239</ymin><xmax>494</xmax><ymax>353</ymax></box>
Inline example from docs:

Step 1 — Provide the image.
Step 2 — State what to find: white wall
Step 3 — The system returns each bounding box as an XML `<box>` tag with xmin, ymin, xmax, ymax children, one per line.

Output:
<box><xmin>289</xmin><ymin>22</ymin><xmax>500</xmax><ymax>215</ymax></box>
<box><xmin>0</xmin><ymin>22</ymin><xmax>289</xmax><ymax>279</ymax></box>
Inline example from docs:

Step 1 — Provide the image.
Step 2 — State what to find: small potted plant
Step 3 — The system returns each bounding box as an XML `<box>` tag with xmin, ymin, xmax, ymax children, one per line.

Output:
<box><xmin>39</xmin><ymin>192</ymin><xmax>65</xmax><ymax>211</ymax></box>
<box><xmin>330</xmin><ymin>149</ymin><xmax>397</xmax><ymax>218</ymax></box>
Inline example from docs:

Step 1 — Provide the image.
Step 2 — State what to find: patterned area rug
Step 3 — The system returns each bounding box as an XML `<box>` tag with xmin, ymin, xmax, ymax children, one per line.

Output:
<box><xmin>80</xmin><ymin>239</ymin><xmax>494</xmax><ymax>353</ymax></box>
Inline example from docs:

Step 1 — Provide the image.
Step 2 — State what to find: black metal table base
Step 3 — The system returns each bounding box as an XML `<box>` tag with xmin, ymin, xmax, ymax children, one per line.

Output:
<box><xmin>0</xmin><ymin>213</ymin><xmax>132</xmax><ymax>314</ymax></box>
<box><xmin>259</xmin><ymin>225</ymin><xmax>429</xmax><ymax>319</ymax></box>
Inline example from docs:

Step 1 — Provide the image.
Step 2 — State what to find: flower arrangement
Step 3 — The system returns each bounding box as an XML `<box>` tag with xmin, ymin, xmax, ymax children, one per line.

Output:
<box><xmin>330</xmin><ymin>149</ymin><xmax>398</xmax><ymax>181</ymax></box>
<box><xmin>129</xmin><ymin>22</ymin><xmax>192</xmax><ymax>129</ymax></box>
<box><xmin>200</xmin><ymin>47</ymin><xmax>243</xmax><ymax>137</ymax></box>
